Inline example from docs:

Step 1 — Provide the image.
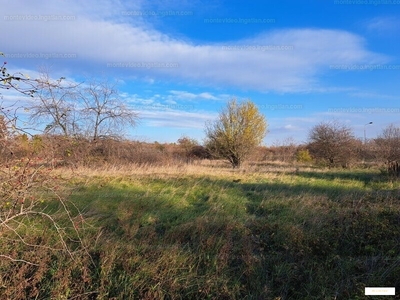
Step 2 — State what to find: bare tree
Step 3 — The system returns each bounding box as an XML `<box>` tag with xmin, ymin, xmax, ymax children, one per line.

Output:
<box><xmin>29</xmin><ymin>70</ymin><xmax>80</xmax><ymax>137</ymax></box>
<box><xmin>79</xmin><ymin>80</ymin><xmax>138</xmax><ymax>141</ymax></box>
<box><xmin>308</xmin><ymin>120</ymin><xmax>358</xmax><ymax>168</ymax></box>
<box><xmin>205</xmin><ymin>99</ymin><xmax>267</xmax><ymax>168</ymax></box>
<box><xmin>271</xmin><ymin>137</ymin><xmax>298</xmax><ymax>162</ymax></box>
<box><xmin>375</xmin><ymin>123</ymin><xmax>400</xmax><ymax>163</ymax></box>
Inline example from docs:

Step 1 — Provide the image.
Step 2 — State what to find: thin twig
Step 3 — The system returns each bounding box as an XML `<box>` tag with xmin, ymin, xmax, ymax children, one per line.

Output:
<box><xmin>0</xmin><ymin>254</ymin><xmax>39</xmax><ymax>266</ymax></box>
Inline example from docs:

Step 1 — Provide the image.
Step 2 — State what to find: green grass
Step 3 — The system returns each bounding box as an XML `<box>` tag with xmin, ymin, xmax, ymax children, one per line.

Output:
<box><xmin>1</xmin><ymin>165</ymin><xmax>400</xmax><ymax>299</ymax></box>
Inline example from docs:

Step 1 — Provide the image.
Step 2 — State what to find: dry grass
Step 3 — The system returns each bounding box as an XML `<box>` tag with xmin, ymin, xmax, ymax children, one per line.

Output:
<box><xmin>54</xmin><ymin>159</ymin><xmax>317</xmax><ymax>183</ymax></box>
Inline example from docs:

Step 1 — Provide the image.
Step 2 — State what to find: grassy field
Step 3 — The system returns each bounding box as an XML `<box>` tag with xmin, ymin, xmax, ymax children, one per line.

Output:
<box><xmin>1</xmin><ymin>161</ymin><xmax>400</xmax><ymax>299</ymax></box>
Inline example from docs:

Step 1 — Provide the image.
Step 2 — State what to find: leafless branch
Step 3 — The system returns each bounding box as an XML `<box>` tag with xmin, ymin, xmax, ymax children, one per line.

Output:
<box><xmin>0</xmin><ymin>254</ymin><xmax>40</xmax><ymax>266</ymax></box>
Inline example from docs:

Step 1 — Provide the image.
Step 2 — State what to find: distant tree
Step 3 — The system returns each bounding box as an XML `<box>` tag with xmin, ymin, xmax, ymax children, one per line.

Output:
<box><xmin>177</xmin><ymin>136</ymin><xmax>198</xmax><ymax>162</ymax></box>
<box><xmin>189</xmin><ymin>145</ymin><xmax>212</xmax><ymax>160</ymax></box>
<box><xmin>80</xmin><ymin>80</ymin><xmax>138</xmax><ymax>141</ymax></box>
<box><xmin>154</xmin><ymin>141</ymin><xmax>166</xmax><ymax>153</ymax></box>
<box><xmin>308</xmin><ymin>121</ymin><xmax>358</xmax><ymax>168</ymax></box>
<box><xmin>205</xmin><ymin>99</ymin><xmax>267</xmax><ymax>168</ymax></box>
<box><xmin>177</xmin><ymin>136</ymin><xmax>198</xmax><ymax>150</ymax></box>
<box><xmin>374</xmin><ymin>123</ymin><xmax>400</xmax><ymax>163</ymax></box>
<box><xmin>272</xmin><ymin>137</ymin><xmax>297</xmax><ymax>162</ymax></box>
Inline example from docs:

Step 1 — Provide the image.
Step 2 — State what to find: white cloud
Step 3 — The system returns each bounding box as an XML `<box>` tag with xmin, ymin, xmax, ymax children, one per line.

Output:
<box><xmin>282</xmin><ymin>116</ymin><xmax>320</xmax><ymax>124</ymax></box>
<box><xmin>349</xmin><ymin>91</ymin><xmax>400</xmax><ymax>100</ymax></box>
<box><xmin>165</xmin><ymin>99</ymin><xmax>177</xmax><ymax>104</ymax></box>
<box><xmin>198</xmin><ymin>92</ymin><xmax>218</xmax><ymax>100</ymax></box>
<box><xmin>168</xmin><ymin>90</ymin><xmax>221</xmax><ymax>101</ymax></box>
<box><xmin>119</xmin><ymin>90</ymin><xmax>222</xmax><ymax>109</ymax></box>
<box><xmin>1</xmin><ymin>0</ymin><xmax>388</xmax><ymax>93</ymax></box>
<box><xmin>121</xmin><ymin>93</ymin><xmax>155</xmax><ymax>105</ymax></box>
<box><xmin>169</xmin><ymin>90</ymin><xmax>198</xmax><ymax>100</ymax></box>
<box><xmin>366</xmin><ymin>16</ymin><xmax>400</xmax><ymax>32</ymax></box>
<box><xmin>283</xmin><ymin>124</ymin><xmax>297</xmax><ymax>130</ymax></box>
<box><xmin>140</xmin><ymin>109</ymin><xmax>216</xmax><ymax>129</ymax></box>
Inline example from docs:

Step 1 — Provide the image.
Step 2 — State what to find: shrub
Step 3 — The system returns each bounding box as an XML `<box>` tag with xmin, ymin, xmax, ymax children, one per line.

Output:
<box><xmin>296</xmin><ymin>149</ymin><xmax>312</xmax><ymax>163</ymax></box>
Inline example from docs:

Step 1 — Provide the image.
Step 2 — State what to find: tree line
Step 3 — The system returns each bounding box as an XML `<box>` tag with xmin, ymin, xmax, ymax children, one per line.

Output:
<box><xmin>1</xmin><ymin>56</ymin><xmax>400</xmax><ymax>173</ymax></box>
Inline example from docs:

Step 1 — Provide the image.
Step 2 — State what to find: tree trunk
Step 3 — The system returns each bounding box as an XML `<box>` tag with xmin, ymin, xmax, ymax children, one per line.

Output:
<box><xmin>230</xmin><ymin>155</ymin><xmax>241</xmax><ymax>168</ymax></box>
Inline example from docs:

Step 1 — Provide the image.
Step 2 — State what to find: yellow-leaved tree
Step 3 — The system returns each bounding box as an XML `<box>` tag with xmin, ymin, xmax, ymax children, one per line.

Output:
<box><xmin>205</xmin><ymin>99</ymin><xmax>267</xmax><ymax>168</ymax></box>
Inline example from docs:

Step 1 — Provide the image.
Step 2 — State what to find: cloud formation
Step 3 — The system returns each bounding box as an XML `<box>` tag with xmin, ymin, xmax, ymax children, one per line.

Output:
<box><xmin>2</xmin><ymin>0</ymin><xmax>388</xmax><ymax>93</ymax></box>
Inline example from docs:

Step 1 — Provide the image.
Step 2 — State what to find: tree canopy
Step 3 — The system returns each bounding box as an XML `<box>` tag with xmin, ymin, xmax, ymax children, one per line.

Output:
<box><xmin>205</xmin><ymin>99</ymin><xmax>267</xmax><ymax>168</ymax></box>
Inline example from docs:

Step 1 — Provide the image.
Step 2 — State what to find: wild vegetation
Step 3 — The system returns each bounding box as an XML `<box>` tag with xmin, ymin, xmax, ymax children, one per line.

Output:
<box><xmin>1</xmin><ymin>57</ymin><xmax>400</xmax><ymax>299</ymax></box>
<box><xmin>1</xmin><ymin>161</ymin><xmax>400</xmax><ymax>299</ymax></box>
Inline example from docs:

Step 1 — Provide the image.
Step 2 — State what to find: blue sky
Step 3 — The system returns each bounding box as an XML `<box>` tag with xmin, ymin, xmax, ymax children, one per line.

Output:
<box><xmin>1</xmin><ymin>0</ymin><xmax>400</xmax><ymax>145</ymax></box>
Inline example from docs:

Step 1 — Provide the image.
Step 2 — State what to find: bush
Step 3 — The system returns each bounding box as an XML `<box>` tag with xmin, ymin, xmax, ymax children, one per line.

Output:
<box><xmin>296</xmin><ymin>149</ymin><xmax>312</xmax><ymax>163</ymax></box>
<box><xmin>308</xmin><ymin>121</ymin><xmax>359</xmax><ymax>168</ymax></box>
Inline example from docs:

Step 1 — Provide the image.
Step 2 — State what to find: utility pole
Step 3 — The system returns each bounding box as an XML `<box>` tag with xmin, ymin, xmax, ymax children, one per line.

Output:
<box><xmin>364</xmin><ymin>122</ymin><xmax>373</xmax><ymax>144</ymax></box>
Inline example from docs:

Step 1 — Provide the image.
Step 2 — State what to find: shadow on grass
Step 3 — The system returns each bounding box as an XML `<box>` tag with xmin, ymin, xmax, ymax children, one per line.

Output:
<box><xmin>68</xmin><ymin>182</ymin><xmax>212</xmax><ymax>238</ymax></box>
<box><xmin>66</xmin><ymin>179</ymin><xmax>270</xmax><ymax>299</ymax></box>
<box><xmin>48</xmin><ymin>175</ymin><xmax>400</xmax><ymax>299</ymax></box>
<box><xmin>235</xmin><ymin>178</ymin><xmax>368</xmax><ymax>216</ymax></box>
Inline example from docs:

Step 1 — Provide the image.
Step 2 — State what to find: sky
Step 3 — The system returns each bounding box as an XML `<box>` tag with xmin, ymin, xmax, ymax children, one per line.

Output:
<box><xmin>1</xmin><ymin>0</ymin><xmax>400</xmax><ymax>145</ymax></box>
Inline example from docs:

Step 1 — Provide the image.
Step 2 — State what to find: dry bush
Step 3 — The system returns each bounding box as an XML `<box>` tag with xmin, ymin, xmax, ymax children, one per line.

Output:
<box><xmin>307</xmin><ymin>121</ymin><xmax>360</xmax><ymax>168</ymax></box>
<box><xmin>0</xmin><ymin>62</ymin><xmax>96</xmax><ymax>297</ymax></box>
<box><xmin>249</xmin><ymin>144</ymin><xmax>301</xmax><ymax>163</ymax></box>
<box><xmin>247</xmin><ymin>146</ymin><xmax>267</xmax><ymax>162</ymax></box>
<box><xmin>26</xmin><ymin>136</ymin><xmax>172</xmax><ymax>167</ymax></box>
<box><xmin>189</xmin><ymin>145</ymin><xmax>212</xmax><ymax>160</ymax></box>
<box><xmin>122</xmin><ymin>141</ymin><xmax>173</xmax><ymax>165</ymax></box>
<box><xmin>256</xmin><ymin>146</ymin><xmax>276</xmax><ymax>161</ymax></box>
<box><xmin>0</xmin><ymin>149</ymin><xmax>95</xmax><ymax>298</ymax></box>
<box><xmin>5</xmin><ymin>133</ymin><xmax>236</xmax><ymax>171</ymax></box>
<box><xmin>375</xmin><ymin>123</ymin><xmax>400</xmax><ymax>163</ymax></box>
<box><xmin>0</xmin><ymin>125</ymin><xmax>93</xmax><ymax>297</ymax></box>
<box><xmin>369</xmin><ymin>124</ymin><xmax>400</xmax><ymax>176</ymax></box>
